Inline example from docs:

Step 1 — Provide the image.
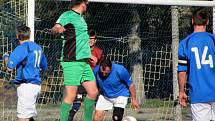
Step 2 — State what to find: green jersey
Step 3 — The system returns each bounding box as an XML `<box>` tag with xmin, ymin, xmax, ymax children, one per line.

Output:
<box><xmin>56</xmin><ymin>10</ymin><xmax>90</xmax><ymax>61</ymax></box>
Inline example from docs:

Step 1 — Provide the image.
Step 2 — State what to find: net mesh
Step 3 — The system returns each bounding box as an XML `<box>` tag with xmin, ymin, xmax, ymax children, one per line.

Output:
<box><xmin>0</xmin><ymin>0</ymin><xmax>214</xmax><ymax>120</ymax></box>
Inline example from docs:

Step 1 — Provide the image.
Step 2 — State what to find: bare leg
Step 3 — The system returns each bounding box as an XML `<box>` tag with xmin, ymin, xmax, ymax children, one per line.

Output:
<box><xmin>17</xmin><ymin>118</ymin><xmax>29</xmax><ymax>121</ymax></box>
<box><xmin>60</xmin><ymin>86</ymin><xmax>78</xmax><ymax>121</ymax></box>
<box><xmin>93</xmin><ymin>110</ymin><xmax>106</xmax><ymax>121</ymax></box>
<box><xmin>82</xmin><ymin>81</ymin><xmax>98</xmax><ymax>100</ymax></box>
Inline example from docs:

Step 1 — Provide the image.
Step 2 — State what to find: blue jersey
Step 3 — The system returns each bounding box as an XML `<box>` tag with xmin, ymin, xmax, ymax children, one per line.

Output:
<box><xmin>178</xmin><ymin>32</ymin><xmax>215</xmax><ymax>103</ymax></box>
<box><xmin>7</xmin><ymin>41</ymin><xmax>48</xmax><ymax>85</ymax></box>
<box><xmin>93</xmin><ymin>63</ymin><xmax>132</xmax><ymax>98</ymax></box>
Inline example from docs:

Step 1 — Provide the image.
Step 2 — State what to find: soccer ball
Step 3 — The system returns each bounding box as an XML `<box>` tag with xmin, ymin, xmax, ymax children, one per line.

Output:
<box><xmin>123</xmin><ymin>116</ymin><xmax>137</xmax><ymax>121</ymax></box>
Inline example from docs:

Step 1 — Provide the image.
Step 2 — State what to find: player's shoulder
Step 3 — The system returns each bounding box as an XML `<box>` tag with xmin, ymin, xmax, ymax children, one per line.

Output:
<box><xmin>113</xmin><ymin>63</ymin><xmax>126</xmax><ymax>71</ymax></box>
<box><xmin>24</xmin><ymin>41</ymin><xmax>42</xmax><ymax>51</ymax></box>
<box><xmin>180</xmin><ymin>33</ymin><xmax>195</xmax><ymax>44</ymax></box>
<box><xmin>15</xmin><ymin>43</ymin><xmax>28</xmax><ymax>51</ymax></box>
<box><xmin>93</xmin><ymin>46</ymin><xmax>103</xmax><ymax>52</ymax></box>
<box><xmin>61</xmin><ymin>10</ymin><xmax>77</xmax><ymax>17</ymax></box>
<box><xmin>207</xmin><ymin>32</ymin><xmax>215</xmax><ymax>38</ymax></box>
<box><xmin>93</xmin><ymin>65</ymin><xmax>100</xmax><ymax>72</ymax></box>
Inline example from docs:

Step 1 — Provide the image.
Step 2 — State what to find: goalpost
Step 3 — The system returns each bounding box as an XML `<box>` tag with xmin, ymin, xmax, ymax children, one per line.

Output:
<box><xmin>89</xmin><ymin>0</ymin><xmax>215</xmax><ymax>6</ymax></box>
<box><xmin>27</xmin><ymin>0</ymin><xmax>35</xmax><ymax>42</ymax></box>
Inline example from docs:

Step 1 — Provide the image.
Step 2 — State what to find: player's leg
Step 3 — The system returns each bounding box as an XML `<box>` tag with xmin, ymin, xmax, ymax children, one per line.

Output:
<box><xmin>93</xmin><ymin>110</ymin><xmax>106</xmax><ymax>121</ymax></box>
<box><xmin>17</xmin><ymin>117</ymin><xmax>34</xmax><ymax>121</ymax></box>
<box><xmin>93</xmin><ymin>95</ymin><xmax>113</xmax><ymax>121</ymax></box>
<box><xmin>81</xmin><ymin>62</ymin><xmax>98</xmax><ymax>121</ymax></box>
<box><xmin>17</xmin><ymin>83</ymin><xmax>41</xmax><ymax>121</ymax></box>
<box><xmin>68</xmin><ymin>86</ymin><xmax>85</xmax><ymax>121</ymax></box>
<box><xmin>210</xmin><ymin>101</ymin><xmax>215</xmax><ymax>121</ymax></box>
<box><xmin>82</xmin><ymin>63</ymin><xmax>98</xmax><ymax>99</ymax></box>
<box><xmin>68</xmin><ymin>102</ymin><xmax>81</xmax><ymax>121</ymax></box>
<box><xmin>82</xmin><ymin>81</ymin><xmax>98</xmax><ymax>121</ymax></box>
<box><xmin>29</xmin><ymin>117</ymin><xmax>35</xmax><ymax>121</ymax></box>
<box><xmin>60</xmin><ymin>86</ymin><xmax>78</xmax><ymax>121</ymax></box>
<box><xmin>191</xmin><ymin>102</ymin><xmax>212</xmax><ymax>121</ymax></box>
<box><xmin>112</xmin><ymin>96</ymin><xmax>128</xmax><ymax>121</ymax></box>
<box><xmin>112</xmin><ymin>107</ymin><xmax>124</xmax><ymax>121</ymax></box>
<box><xmin>60</xmin><ymin>62</ymin><xmax>83</xmax><ymax>121</ymax></box>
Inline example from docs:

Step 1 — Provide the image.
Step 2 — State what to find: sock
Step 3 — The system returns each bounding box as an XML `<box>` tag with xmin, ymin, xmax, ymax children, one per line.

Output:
<box><xmin>84</xmin><ymin>97</ymin><xmax>95</xmax><ymax>121</ymax></box>
<box><xmin>29</xmin><ymin>117</ymin><xmax>35</xmax><ymax>121</ymax></box>
<box><xmin>68</xmin><ymin>109</ymin><xmax>76</xmax><ymax>121</ymax></box>
<box><xmin>60</xmin><ymin>102</ymin><xmax>71</xmax><ymax>121</ymax></box>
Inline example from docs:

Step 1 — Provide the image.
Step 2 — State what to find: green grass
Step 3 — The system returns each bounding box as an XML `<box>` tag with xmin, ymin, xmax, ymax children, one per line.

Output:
<box><xmin>143</xmin><ymin>98</ymin><xmax>173</xmax><ymax>108</ymax></box>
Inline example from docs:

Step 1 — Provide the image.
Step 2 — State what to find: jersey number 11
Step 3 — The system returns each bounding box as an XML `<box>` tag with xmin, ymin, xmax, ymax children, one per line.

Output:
<box><xmin>34</xmin><ymin>50</ymin><xmax>42</xmax><ymax>68</ymax></box>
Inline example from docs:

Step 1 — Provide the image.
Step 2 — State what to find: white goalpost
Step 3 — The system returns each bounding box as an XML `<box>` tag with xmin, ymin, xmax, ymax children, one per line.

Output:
<box><xmin>27</xmin><ymin>0</ymin><xmax>35</xmax><ymax>42</ymax></box>
<box><xmin>89</xmin><ymin>0</ymin><xmax>215</xmax><ymax>6</ymax></box>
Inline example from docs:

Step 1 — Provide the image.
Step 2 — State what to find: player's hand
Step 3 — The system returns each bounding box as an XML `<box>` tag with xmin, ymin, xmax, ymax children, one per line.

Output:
<box><xmin>131</xmin><ymin>98</ymin><xmax>140</xmax><ymax>110</ymax></box>
<box><xmin>51</xmin><ymin>24</ymin><xmax>65</xmax><ymax>34</ymax></box>
<box><xmin>89</xmin><ymin>55</ymin><xmax>98</xmax><ymax>64</ymax></box>
<box><xmin>179</xmin><ymin>91</ymin><xmax>188</xmax><ymax>107</ymax></box>
<box><xmin>2</xmin><ymin>52</ymin><xmax>9</xmax><ymax>66</ymax></box>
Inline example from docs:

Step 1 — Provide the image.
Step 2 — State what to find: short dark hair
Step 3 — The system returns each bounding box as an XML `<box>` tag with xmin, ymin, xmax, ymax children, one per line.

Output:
<box><xmin>17</xmin><ymin>25</ymin><xmax>31</xmax><ymax>40</ymax></box>
<box><xmin>192</xmin><ymin>8</ymin><xmax>208</xmax><ymax>25</ymax></box>
<box><xmin>100</xmin><ymin>59</ymin><xmax>112</xmax><ymax>68</ymax></box>
<box><xmin>88</xmin><ymin>29</ymin><xmax>97</xmax><ymax>38</ymax></box>
<box><xmin>70</xmin><ymin>0</ymin><xmax>88</xmax><ymax>7</ymax></box>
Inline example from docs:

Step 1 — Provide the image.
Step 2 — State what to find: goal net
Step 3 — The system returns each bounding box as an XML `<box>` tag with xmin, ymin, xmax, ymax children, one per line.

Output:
<box><xmin>0</xmin><ymin>0</ymin><xmax>214</xmax><ymax>120</ymax></box>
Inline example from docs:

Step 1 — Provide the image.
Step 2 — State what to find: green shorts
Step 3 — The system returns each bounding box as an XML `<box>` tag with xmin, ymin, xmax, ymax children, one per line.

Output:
<box><xmin>60</xmin><ymin>61</ymin><xmax>95</xmax><ymax>86</ymax></box>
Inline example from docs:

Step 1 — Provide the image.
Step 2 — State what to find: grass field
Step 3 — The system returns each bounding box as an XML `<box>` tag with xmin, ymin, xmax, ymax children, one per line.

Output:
<box><xmin>0</xmin><ymin>80</ymin><xmax>191</xmax><ymax>121</ymax></box>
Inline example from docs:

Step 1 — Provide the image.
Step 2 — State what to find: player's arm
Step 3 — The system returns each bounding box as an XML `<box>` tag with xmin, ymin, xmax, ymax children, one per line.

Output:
<box><xmin>40</xmin><ymin>53</ymin><xmax>48</xmax><ymax>70</ymax></box>
<box><xmin>51</xmin><ymin>12</ymin><xmax>71</xmax><ymax>34</ymax></box>
<box><xmin>118</xmin><ymin>66</ymin><xmax>140</xmax><ymax>109</ymax></box>
<box><xmin>2</xmin><ymin>53</ymin><xmax>10</xmax><ymax>71</ymax></box>
<box><xmin>40</xmin><ymin>53</ymin><xmax>48</xmax><ymax>80</ymax></box>
<box><xmin>93</xmin><ymin>65</ymin><xmax>100</xmax><ymax>90</ymax></box>
<box><xmin>7</xmin><ymin>46</ymin><xmax>28</xmax><ymax>71</ymax></box>
<box><xmin>89</xmin><ymin>55</ymin><xmax>98</xmax><ymax>67</ymax></box>
<box><xmin>178</xmin><ymin>71</ymin><xmax>187</xmax><ymax>107</ymax></box>
<box><xmin>128</xmin><ymin>83</ymin><xmax>140</xmax><ymax>109</ymax></box>
<box><xmin>178</xmin><ymin>40</ymin><xmax>188</xmax><ymax>107</ymax></box>
<box><xmin>51</xmin><ymin>24</ymin><xmax>65</xmax><ymax>34</ymax></box>
<box><xmin>98</xmin><ymin>49</ymin><xmax>105</xmax><ymax>64</ymax></box>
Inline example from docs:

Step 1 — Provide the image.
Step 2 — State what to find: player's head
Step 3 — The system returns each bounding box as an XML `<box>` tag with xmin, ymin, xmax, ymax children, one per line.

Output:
<box><xmin>88</xmin><ymin>29</ymin><xmax>97</xmax><ymax>47</ymax></box>
<box><xmin>99</xmin><ymin>59</ymin><xmax>112</xmax><ymax>77</ymax></box>
<box><xmin>70</xmin><ymin>0</ymin><xmax>88</xmax><ymax>13</ymax></box>
<box><xmin>192</xmin><ymin>8</ymin><xmax>209</xmax><ymax>26</ymax></box>
<box><xmin>16</xmin><ymin>25</ymin><xmax>31</xmax><ymax>41</ymax></box>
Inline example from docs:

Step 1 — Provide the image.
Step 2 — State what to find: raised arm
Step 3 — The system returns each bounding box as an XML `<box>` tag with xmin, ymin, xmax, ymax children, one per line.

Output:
<box><xmin>51</xmin><ymin>24</ymin><xmax>65</xmax><ymax>34</ymax></box>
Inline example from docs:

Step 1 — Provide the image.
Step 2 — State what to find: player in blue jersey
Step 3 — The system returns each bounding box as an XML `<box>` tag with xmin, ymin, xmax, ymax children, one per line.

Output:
<box><xmin>4</xmin><ymin>25</ymin><xmax>48</xmax><ymax>121</ymax></box>
<box><xmin>93</xmin><ymin>59</ymin><xmax>140</xmax><ymax>121</ymax></box>
<box><xmin>178</xmin><ymin>8</ymin><xmax>215</xmax><ymax>121</ymax></box>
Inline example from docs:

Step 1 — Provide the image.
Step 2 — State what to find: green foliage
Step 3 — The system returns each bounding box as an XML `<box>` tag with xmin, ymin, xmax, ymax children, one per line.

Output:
<box><xmin>0</xmin><ymin>0</ymin><xmax>8</xmax><ymax>5</ymax></box>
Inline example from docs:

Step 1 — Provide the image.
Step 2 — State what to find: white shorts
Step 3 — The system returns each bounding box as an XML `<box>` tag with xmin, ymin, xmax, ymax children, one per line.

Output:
<box><xmin>95</xmin><ymin>95</ymin><xmax>128</xmax><ymax>110</ymax></box>
<box><xmin>17</xmin><ymin>83</ymin><xmax>41</xmax><ymax>118</ymax></box>
<box><xmin>191</xmin><ymin>102</ymin><xmax>215</xmax><ymax>121</ymax></box>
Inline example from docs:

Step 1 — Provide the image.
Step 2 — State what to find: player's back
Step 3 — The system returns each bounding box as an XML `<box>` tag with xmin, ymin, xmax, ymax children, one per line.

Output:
<box><xmin>181</xmin><ymin>32</ymin><xmax>215</xmax><ymax>103</ymax></box>
<box><xmin>94</xmin><ymin>63</ymin><xmax>131</xmax><ymax>98</ymax></box>
<box><xmin>22</xmin><ymin>42</ymin><xmax>47</xmax><ymax>84</ymax></box>
<box><xmin>8</xmin><ymin>41</ymin><xmax>47</xmax><ymax>85</ymax></box>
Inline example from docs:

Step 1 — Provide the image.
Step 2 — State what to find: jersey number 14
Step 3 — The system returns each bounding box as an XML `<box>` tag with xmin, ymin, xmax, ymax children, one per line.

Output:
<box><xmin>191</xmin><ymin>46</ymin><xmax>214</xmax><ymax>69</ymax></box>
